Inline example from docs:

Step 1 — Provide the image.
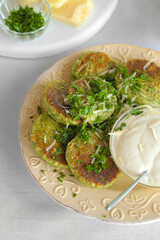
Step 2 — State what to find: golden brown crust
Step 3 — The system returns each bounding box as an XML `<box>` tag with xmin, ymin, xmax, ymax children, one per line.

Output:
<box><xmin>42</xmin><ymin>80</ymin><xmax>82</xmax><ymax>125</ymax></box>
<box><xmin>115</xmin><ymin>58</ymin><xmax>160</xmax><ymax>105</ymax></box>
<box><xmin>126</xmin><ymin>59</ymin><xmax>160</xmax><ymax>88</ymax></box>
<box><xmin>70</xmin><ymin>51</ymin><xmax>112</xmax><ymax>80</ymax></box>
<box><xmin>78</xmin><ymin>52</ymin><xmax>110</xmax><ymax>74</ymax></box>
<box><xmin>68</xmin><ymin>78</ymin><xmax>89</xmax><ymax>94</ymax></box>
<box><xmin>43</xmin><ymin>82</ymin><xmax>67</xmax><ymax>115</ymax></box>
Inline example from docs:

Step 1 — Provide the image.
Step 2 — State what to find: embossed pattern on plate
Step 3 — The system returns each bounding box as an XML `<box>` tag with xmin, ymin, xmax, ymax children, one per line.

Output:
<box><xmin>19</xmin><ymin>44</ymin><xmax>160</xmax><ymax>223</ymax></box>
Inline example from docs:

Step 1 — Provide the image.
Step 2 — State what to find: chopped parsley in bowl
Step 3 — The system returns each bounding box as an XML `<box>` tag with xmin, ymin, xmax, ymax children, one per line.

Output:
<box><xmin>0</xmin><ymin>0</ymin><xmax>51</xmax><ymax>40</ymax></box>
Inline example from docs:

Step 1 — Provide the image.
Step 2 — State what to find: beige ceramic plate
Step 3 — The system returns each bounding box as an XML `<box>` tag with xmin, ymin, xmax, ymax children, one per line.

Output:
<box><xmin>19</xmin><ymin>44</ymin><xmax>160</xmax><ymax>224</ymax></box>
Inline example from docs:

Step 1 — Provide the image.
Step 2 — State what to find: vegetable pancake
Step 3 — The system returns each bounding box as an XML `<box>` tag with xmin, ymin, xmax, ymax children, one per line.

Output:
<box><xmin>65</xmin><ymin>130</ymin><xmax>120</xmax><ymax>188</ymax></box>
<box><xmin>42</xmin><ymin>80</ymin><xmax>82</xmax><ymax>125</ymax></box>
<box><xmin>70</xmin><ymin>51</ymin><xmax>115</xmax><ymax>80</ymax></box>
<box><xmin>66</xmin><ymin>76</ymin><xmax>117</xmax><ymax>124</ymax></box>
<box><xmin>115</xmin><ymin>59</ymin><xmax>160</xmax><ymax>105</ymax></box>
<box><xmin>30</xmin><ymin>112</ymin><xmax>75</xmax><ymax>168</ymax></box>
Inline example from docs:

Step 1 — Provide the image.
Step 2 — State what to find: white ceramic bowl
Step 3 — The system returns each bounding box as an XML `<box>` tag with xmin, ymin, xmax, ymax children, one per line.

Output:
<box><xmin>109</xmin><ymin>105</ymin><xmax>160</xmax><ymax>188</ymax></box>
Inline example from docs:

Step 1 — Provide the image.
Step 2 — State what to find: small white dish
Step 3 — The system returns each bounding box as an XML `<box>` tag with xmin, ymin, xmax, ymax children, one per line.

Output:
<box><xmin>0</xmin><ymin>0</ymin><xmax>118</xmax><ymax>58</ymax></box>
<box><xmin>110</xmin><ymin>105</ymin><xmax>160</xmax><ymax>188</ymax></box>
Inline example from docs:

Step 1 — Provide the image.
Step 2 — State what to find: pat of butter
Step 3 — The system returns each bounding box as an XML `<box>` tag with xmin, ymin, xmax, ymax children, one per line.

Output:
<box><xmin>47</xmin><ymin>0</ymin><xmax>68</xmax><ymax>8</ymax></box>
<box><xmin>50</xmin><ymin>0</ymin><xmax>93</xmax><ymax>26</ymax></box>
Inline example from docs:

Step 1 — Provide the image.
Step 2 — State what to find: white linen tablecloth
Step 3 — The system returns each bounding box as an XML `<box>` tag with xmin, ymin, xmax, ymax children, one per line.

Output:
<box><xmin>1</xmin><ymin>0</ymin><xmax>160</xmax><ymax>239</ymax></box>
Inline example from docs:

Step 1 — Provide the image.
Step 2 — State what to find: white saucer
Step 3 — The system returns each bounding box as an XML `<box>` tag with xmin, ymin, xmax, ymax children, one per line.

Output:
<box><xmin>0</xmin><ymin>0</ymin><xmax>118</xmax><ymax>59</ymax></box>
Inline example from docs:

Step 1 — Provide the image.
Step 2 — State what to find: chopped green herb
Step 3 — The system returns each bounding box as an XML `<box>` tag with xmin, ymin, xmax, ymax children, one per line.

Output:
<box><xmin>126</xmin><ymin>99</ymin><xmax>133</xmax><ymax>107</ymax></box>
<box><xmin>73</xmin><ymin>193</ymin><xmax>77</xmax><ymax>198</ymax></box>
<box><xmin>29</xmin><ymin>115</ymin><xmax>34</xmax><ymax>119</ymax></box>
<box><xmin>76</xmin><ymin>123</ymin><xmax>93</xmax><ymax>144</ymax></box>
<box><xmin>86</xmin><ymin>145</ymin><xmax>109</xmax><ymax>174</ymax></box>
<box><xmin>37</xmin><ymin>105</ymin><xmax>42</xmax><ymax>115</ymax></box>
<box><xmin>71</xmin><ymin>83</ymin><xmax>83</xmax><ymax>93</ymax></box>
<box><xmin>54</xmin><ymin>125</ymin><xmax>77</xmax><ymax>147</ymax></box>
<box><xmin>103</xmin><ymin>214</ymin><xmax>107</xmax><ymax>218</ymax></box>
<box><xmin>66</xmin><ymin>77</ymin><xmax>117</xmax><ymax>124</ymax></box>
<box><xmin>148</xmin><ymin>87</ymin><xmax>152</xmax><ymax>92</ymax></box>
<box><xmin>86</xmin><ymin>149</ymin><xmax>91</xmax><ymax>154</ymax></box>
<box><xmin>70</xmin><ymin>174</ymin><xmax>74</xmax><ymax>177</ymax></box>
<box><xmin>116</xmin><ymin>64</ymin><xmax>151</xmax><ymax>96</ymax></box>
<box><xmin>115</xmin><ymin>122</ymin><xmax>127</xmax><ymax>131</ymax></box>
<box><xmin>5</xmin><ymin>5</ymin><xmax>45</xmax><ymax>33</ymax></box>
<box><xmin>53</xmin><ymin>156</ymin><xmax>57</xmax><ymax>160</ymax></box>
<box><xmin>55</xmin><ymin>146</ymin><xmax>64</xmax><ymax>154</ymax></box>
<box><xmin>95</xmin><ymin>116</ymin><xmax>101</xmax><ymax>124</ymax></box>
<box><xmin>41</xmin><ymin>169</ymin><xmax>45</xmax><ymax>174</ymax></box>
<box><xmin>53</xmin><ymin>169</ymin><xmax>57</xmax><ymax>172</ymax></box>
<box><xmin>57</xmin><ymin>172</ymin><xmax>65</xmax><ymax>182</ymax></box>
<box><xmin>77</xmin><ymin>160</ymin><xmax>82</xmax><ymax>165</ymax></box>
<box><xmin>131</xmin><ymin>109</ymin><xmax>143</xmax><ymax>116</ymax></box>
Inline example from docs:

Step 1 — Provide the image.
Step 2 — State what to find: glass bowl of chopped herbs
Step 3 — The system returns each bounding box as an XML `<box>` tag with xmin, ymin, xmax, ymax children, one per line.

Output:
<box><xmin>0</xmin><ymin>0</ymin><xmax>51</xmax><ymax>40</ymax></box>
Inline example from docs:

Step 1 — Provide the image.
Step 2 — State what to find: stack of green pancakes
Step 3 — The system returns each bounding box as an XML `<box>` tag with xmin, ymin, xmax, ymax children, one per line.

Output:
<box><xmin>30</xmin><ymin>51</ymin><xmax>160</xmax><ymax>188</ymax></box>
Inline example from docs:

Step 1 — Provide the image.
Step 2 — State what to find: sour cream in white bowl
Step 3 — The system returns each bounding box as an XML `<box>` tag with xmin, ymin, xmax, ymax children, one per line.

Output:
<box><xmin>110</xmin><ymin>105</ymin><xmax>160</xmax><ymax>188</ymax></box>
